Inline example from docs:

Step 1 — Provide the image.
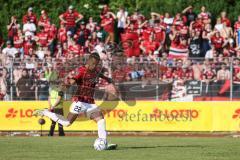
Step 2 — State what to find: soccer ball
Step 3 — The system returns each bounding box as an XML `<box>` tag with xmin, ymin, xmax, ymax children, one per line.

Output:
<box><xmin>93</xmin><ymin>138</ymin><xmax>107</xmax><ymax>151</ymax></box>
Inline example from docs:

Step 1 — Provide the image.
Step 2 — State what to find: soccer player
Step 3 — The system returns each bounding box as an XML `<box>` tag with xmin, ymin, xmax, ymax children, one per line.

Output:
<box><xmin>33</xmin><ymin>52</ymin><xmax>117</xmax><ymax>150</ymax></box>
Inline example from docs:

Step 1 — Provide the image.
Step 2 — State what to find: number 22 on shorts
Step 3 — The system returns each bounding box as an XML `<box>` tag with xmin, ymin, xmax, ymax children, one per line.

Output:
<box><xmin>74</xmin><ymin>105</ymin><xmax>82</xmax><ymax>113</ymax></box>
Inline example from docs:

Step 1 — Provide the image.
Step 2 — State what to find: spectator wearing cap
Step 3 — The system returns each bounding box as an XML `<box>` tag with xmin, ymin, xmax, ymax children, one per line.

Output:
<box><xmin>2</xmin><ymin>41</ymin><xmax>18</xmax><ymax>58</ymax></box>
<box><xmin>7</xmin><ymin>16</ymin><xmax>20</xmax><ymax>43</ymax></box>
<box><xmin>101</xmin><ymin>12</ymin><xmax>116</xmax><ymax>43</ymax></box>
<box><xmin>22</xmin><ymin>7</ymin><xmax>37</xmax><ymax>24</ymax></box>
<box><xmin>59</xmin><ymin>5</ymin><xmax>83</xmax><ymax>34</ymax></box>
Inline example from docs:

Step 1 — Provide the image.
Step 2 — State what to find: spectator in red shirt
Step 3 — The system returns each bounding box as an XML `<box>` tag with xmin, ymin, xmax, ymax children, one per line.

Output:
<box><xmin>173</xmin><ymin>13</ymin><xmax>185</xmax><ymax>30</ymax></box>
<box><xmin>22</xmin><ymin>7</ymin><xmax>37</xmax><ymax>25</ymax></box>
<box><xmin>140</xmin><ymin>35</ymin><xmax>162</xmax><ymax>61</ymax></box>
<box><xmin>190</xmin><ymin>16</ymin><xmax>204</xmax><ymax>31</ymax></box>
<box><xmin>38</xmin><ymin>10</ymin><xmax>51</xmax><ymax>32</ymax></box>
<box><xmin>68</xmin><ymin>40</ymin><xmax>81</xmax><ymax>55</ymax></box>
<box><xmin>58</xmin><ymin>22</ymin><xmax>67</xmax><ymax>45</ymax></box>
<box><xmin>211</xmin><ymin>30</ymin><xmax>226</xmax><ymax>53</ymax></box>
<box><xmin>220</xmin><ymin>11</ymin><xmax>231</xmax><ymax>27</ymax></box>
<box><xmin>59</xmin><ymin>5</ymin><xmax>83</xmax><ymax>34</ymax></box>
<box><xmin>35</xmin><ymin>26</ymin><xmax>49</xmax><ymax>48</ymax></box>
<box><xmin>23</xmin><ymin>36</ymin><xmax>35</xmax><ymax>56</ymax></box>
<box><xmin>7</xmin><ymin>16</ymin><xmax>20</xmax><ymax>43</ymax></box>
<box><xmin>141</xmin><ymin>25</ymin><xmax>154</xmax><ymax>41</ymax></box>
<box><xmin>13</xmin><ymin>30</ymin><xmax>24</xmax><ymax>55</ymax></box>
<box><xmin>100</xmin><ymin>4</ymin><xmax>110</xmax><ymax>19</ymax></box>
<box><xmin>198</xmin><ymin>6</ymin><xmax>211</xmax><ymax>24</ymax></box>
<box><xmin>154</xmin><ymin>21</ymin><xmax>166</xmax><ymax>44</ymax></box>
<box><xmin>101</xmin><ymin>12</ymin><xmax>116</xmax><ymax>43</ymax></box>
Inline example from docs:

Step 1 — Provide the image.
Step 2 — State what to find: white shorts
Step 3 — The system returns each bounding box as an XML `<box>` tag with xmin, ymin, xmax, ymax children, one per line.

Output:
<box><xmin>69</xmin><ymin>101</ymin><xmax>101</xmax><ymax>118</ymax></box>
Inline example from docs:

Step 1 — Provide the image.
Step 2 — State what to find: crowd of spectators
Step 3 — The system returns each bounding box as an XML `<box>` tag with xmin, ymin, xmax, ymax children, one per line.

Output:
<box><xmin>0</xmin><ymin>4</ymin><xmax>240</xmax><ymax>101</ymax></box>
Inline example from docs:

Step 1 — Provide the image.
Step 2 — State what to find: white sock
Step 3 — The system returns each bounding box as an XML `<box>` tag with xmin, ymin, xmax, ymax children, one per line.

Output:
<box><xmin>97</xmin><ymin>119</ymin><xmax>107</xmax><ymax>139</ymax></box>
<box><xmin>42</xmin><ymin>110</ymin><xmax>71</xmax><ymax>127</ymax></box>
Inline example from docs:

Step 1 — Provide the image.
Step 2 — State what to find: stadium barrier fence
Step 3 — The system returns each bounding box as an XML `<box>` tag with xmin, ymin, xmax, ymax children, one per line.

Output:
<box><xmin>1</xmin><ymin>57</ymin><xmax>240</xmax><ymax>101</ymax></box>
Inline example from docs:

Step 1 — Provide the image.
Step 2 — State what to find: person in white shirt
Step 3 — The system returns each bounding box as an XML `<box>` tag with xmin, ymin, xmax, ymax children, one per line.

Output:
<box><xmin>214</xmin><ymin>18</ymin><xmax>223</xmax><ymax>32</ymax></box>
<box><xmin>205</xmin><ymin>46</ymin><xmax>216</xmax><ymax>59</ymax></box>
<box><xmin>163</xmin><ymin>12</ymin><xmax>174</xmax><ymax>33</ymax></box>
<box><xmin>2</xmin><ymin>41</ymin><xmax>18</xmax><ymax>58</ymax></box>
<box><xmin>23</xmin><ymin>18</ymin><xmax>36</xmax><ymax>38</ymax></box>
<box><xmin>117</xmin><ymin>7</ymin><xmax>128</xmax><ymax>35</ymax></box>
<box><xmin>94</xmin><ymin>41</ymin><xmax>105</xmax><ymax>54</ymax></box>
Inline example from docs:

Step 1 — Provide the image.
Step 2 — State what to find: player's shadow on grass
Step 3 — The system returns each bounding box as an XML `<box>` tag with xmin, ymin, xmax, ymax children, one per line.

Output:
<box><xmin>120</xmin><ymin>145</ymin><xmax>204</xmax><ymax>150</ymax></box>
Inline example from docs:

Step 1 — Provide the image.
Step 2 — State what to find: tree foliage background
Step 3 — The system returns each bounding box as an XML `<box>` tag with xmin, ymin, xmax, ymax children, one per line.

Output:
<box><xmin>0</xmin><ymin>0</ymin><xmax>239</xmax><ymax>39</ymax></box>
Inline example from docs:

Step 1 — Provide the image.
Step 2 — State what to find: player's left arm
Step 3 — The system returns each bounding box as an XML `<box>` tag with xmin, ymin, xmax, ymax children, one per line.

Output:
<box><xmin>99</xmin><ymin>73</ymin><xmax>119</xmax><ymax>96</ymax></box>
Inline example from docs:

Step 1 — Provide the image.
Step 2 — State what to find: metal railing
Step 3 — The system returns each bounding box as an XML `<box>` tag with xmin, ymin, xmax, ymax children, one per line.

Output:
<box><xmin>0</xmin><ymin>56</ymin><xmax>239</xmax><ymax>101</ymax></box>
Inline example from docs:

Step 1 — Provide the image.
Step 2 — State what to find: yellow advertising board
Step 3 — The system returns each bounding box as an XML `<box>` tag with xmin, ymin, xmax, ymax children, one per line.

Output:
<box><xmin>0</xmin><ymin>101</ymin><xmax>240</xmax><ymax>131</ymax></box>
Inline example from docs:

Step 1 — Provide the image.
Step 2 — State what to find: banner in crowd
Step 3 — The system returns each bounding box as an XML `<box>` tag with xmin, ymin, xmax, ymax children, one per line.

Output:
<box><xmin>0</xmin><ymin>101</ymin><xmax>240</xmax><ymax>131</ymax></box>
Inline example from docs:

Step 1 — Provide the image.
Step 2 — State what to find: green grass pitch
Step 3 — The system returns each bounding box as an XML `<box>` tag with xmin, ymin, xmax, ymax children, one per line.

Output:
<box><xmin>0</xmin><ymin>136</ymin><xmax>240</xmax><ymax>160</ymax></box>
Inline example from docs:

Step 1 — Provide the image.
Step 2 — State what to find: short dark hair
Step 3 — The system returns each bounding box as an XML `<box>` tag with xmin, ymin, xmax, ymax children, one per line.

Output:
<box><xmin>22</xmin><ymin>68</ymin><xmax>28</xmax><ymax>73</ymax></box>
<box><xmin>89</xmin><ymin>52</ymin><xmax>100</xmax><ymax>61</ymax></box>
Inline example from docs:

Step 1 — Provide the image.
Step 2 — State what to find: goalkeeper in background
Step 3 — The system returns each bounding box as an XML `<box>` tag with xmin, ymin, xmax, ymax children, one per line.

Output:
<box><xmin>48</xmin><ymin>84</ymin><xmax>65</xmax><ymax>136</ymax></box>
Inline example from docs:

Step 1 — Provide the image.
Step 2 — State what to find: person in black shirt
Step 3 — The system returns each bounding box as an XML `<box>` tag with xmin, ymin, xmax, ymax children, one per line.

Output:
<box><xmin>16</xmin><ymin>69</ymin><xmax>35</xmax><ymax>100</ymax></box>
<box><xmin>36</xmin><ymin>71</ymin><xmax>49</xmax><ymax>100</ymax></box>
<box><xmin>182</xmin><ymin>6</ymin><xmax>197</xmax><ymax>26</ymax></box>
<box><xmin>189</xmin><ymin>29</ymin><xmax>202</xmax><ymax>58</ymax></box>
